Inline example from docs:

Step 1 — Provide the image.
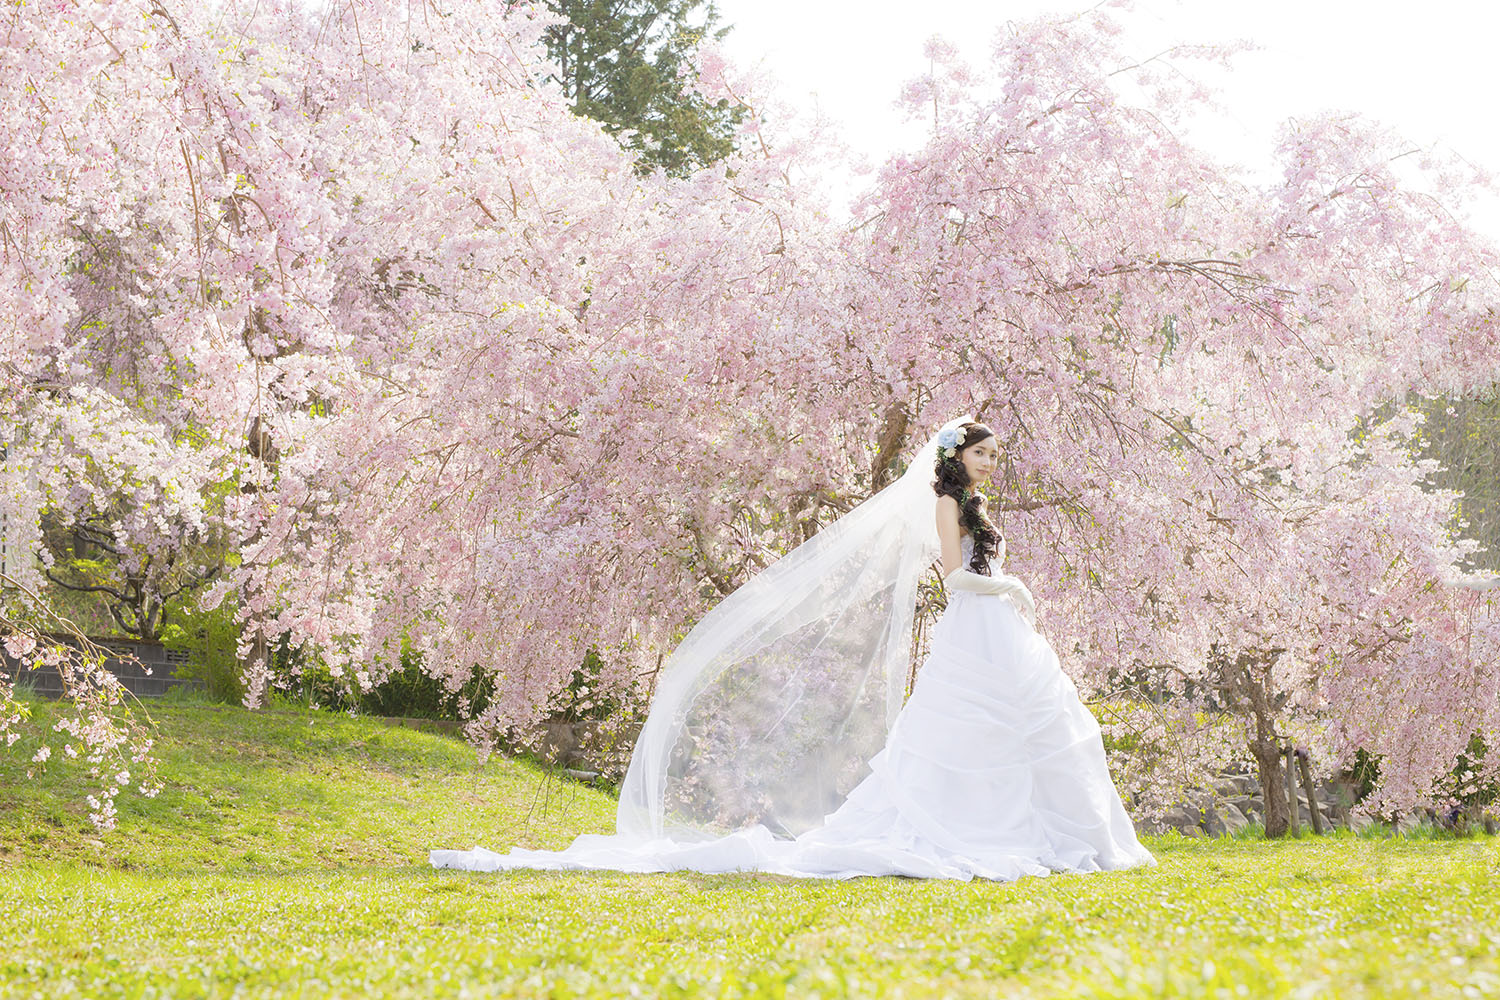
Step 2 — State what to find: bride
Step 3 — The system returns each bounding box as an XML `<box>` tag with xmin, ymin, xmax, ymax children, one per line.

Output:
<box><xmin>431</xmin><ymin>414</ymin><xmax>1157</xmax><ymax>881</ymax></box>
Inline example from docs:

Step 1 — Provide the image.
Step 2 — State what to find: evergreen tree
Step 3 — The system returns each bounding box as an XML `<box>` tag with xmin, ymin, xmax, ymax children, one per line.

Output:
<box><xmin>542</xmin><ymin>0</ymin><xmax>745</xmax><ymax>176</ymax></box>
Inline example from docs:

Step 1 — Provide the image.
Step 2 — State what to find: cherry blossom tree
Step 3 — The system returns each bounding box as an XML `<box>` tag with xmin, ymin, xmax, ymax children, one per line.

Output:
<box><xmin>3</xmin><ymin>0</ymin><xmax>1497</xmax><ymax>836</ymax></box>
<box><xmin>856</xmin><ymin>19</ymin><xmax>1500</xmax><ymax>831</ymax></box>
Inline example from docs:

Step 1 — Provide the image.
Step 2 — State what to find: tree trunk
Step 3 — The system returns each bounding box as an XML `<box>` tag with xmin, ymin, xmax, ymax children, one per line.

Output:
<box><xmin>869</xmin><ymin>402</ymin><xmax>910</xmax><ymax>491</ymax></box>
<box><xmin>1219</xmin><ymin>644</ymin><xmax>1294</xmax><ymax>838</ymax></box>
<box><xmin>1296</xmin><ymin>747</ymin><xmax>1326</xmax><ymax>834</ymax></box>
<box><xmin>1283</xmin><ymin>744</ymin><xmax>1301</xmax><ymax>835</ymax></box>
<box><xmin>1251</xmin><ymin>735</ymin><xmax>1293</xmax><ymax>837</ymax></box>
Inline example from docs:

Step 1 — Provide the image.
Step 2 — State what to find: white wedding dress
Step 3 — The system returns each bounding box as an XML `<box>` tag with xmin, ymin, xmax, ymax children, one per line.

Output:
<box><xmin>431</xmin><ymin>532</ymin><xmax>1157</xmax><ymax>882</ymax></box>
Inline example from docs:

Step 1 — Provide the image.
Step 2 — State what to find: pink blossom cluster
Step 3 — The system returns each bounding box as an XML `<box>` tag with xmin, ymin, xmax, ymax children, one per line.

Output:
<box><xmin>1</xmin><ymin>0</ymin><xmax>1497</xmax><ymax>825</ymax></box>
<box><xmin>1</xmin><ymin>613</ymin><xmax>163</xmax><ymax>830</ymax></box>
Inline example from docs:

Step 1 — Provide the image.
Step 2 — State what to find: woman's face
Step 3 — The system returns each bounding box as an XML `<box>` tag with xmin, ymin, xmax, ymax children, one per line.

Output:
<box><xmin>960</xmin><ymin>433</ymin><xmax>1000</xmax><ymax>483</ymax></box>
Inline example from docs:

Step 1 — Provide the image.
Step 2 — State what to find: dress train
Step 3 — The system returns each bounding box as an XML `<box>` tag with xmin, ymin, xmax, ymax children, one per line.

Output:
<box><xmin>431</xmin><ymin>535</ymin><xmax>1157</xmax><ymax>881</ymax></box>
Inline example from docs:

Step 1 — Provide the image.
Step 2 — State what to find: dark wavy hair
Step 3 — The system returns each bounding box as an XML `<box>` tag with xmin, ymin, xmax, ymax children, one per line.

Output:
<box><xmin>932</xmin><ymin>421</ymin><xmax>1002</xmax><ymax>574</ymax></box>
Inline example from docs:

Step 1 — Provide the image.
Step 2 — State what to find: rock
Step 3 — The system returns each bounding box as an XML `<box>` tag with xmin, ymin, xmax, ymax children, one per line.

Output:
<box><xmin>538</xmin><ymin>719</ymin><xmax>584</xmax><ymax>765</ymax></box>
<box><xmin>1320</xmin><ymin>779</ymin><xmax>1356</xmax><ymax>827</ymax></box>
<box><xmin>1396</xmin><ymin>812</ymin><xmax>1421</xmax><ymax>835</ymax></box>
<box><xmin>1213</xmin><ymin>776</ymin><xmax>1258</xmax><ymax>797</ymax></box>
<box><xmin>1160</xmin><ymin>804</ymin><xmax>1201</xmax><ymax>835</ymax></box>
<box><xmin>1202</xmin><ymin>801</ymin><xmax>1250</xmax><ymax>837</ymax></box>
<box><xmin>1203</xmin><ymin>804</ymin><xmax>1227</xmax><ymax>837</ymax></box>
<box><xmin>1219</xmin><ymin>801</ymin><xmax>1250</xmax><ymax>835</ymax></box>
<box><xmin>1320</xmin><ymin>778</ymin><xmax>1360</xmax><ymax>811</ymax></box>
<box><xmin>1208</xmin><ymin>776</ymin><xmax>1249</xmax><ymax>797</ymax></box>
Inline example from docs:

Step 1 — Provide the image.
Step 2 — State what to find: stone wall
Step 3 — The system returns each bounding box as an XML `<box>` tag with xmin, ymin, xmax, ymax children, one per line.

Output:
<box><xmin>1138</xmin><ymin>759</ymin><xmax>1495</xmax><ymax>837</ymax></box>
<box><xmin>7</xmin><ymin>635</ymin><xmax>204</xmax><ymax>698</ymax></box>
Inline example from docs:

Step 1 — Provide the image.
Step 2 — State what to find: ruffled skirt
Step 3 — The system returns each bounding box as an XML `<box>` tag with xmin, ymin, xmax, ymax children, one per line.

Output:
<box><xmin>430</xmin><ymin>591</ymin><xmax>1157</xmax><ymax>882</ymax></box>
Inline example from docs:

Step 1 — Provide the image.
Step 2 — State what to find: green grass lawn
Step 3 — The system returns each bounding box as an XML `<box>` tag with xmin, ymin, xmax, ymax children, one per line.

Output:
<box><xmin>1</xmin><ymin>696</ymin><xmax>1497</xmax><ymax>999</ymax></box>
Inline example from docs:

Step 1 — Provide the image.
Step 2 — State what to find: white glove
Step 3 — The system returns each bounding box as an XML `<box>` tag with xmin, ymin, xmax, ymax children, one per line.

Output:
<box><xmin>944</xmin><ymin>568</ymin><xmax>1037</xmax><ymax>626</ymax></box>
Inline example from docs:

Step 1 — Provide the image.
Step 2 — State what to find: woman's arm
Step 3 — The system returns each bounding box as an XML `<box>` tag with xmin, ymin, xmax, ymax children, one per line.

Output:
<box><xmin>936</xmin><ymin>494</ymin><xmax>963</xmax><ymax>578</ymax></box>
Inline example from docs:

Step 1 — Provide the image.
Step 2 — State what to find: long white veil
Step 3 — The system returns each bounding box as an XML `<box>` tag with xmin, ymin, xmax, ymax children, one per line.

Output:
<box><xmin>614</xmin><ymin>414</ymin><xmax>973</xmax><ymax>843</ymax></box>
<box><xmin>432</xmin><ymin>411</ymin><xmax>1164</xmax><ymax>880</ymax></box>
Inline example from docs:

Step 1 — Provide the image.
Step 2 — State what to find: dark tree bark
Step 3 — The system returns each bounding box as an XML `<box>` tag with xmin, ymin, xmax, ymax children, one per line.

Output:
<box><xmin>40</xmin><ymin>515</ymin><xmax>222</xmax><ymax>642</ymax></box>
<box><xmin>1297</xmin><ymin>746</ymin><xmax>1326</xmax><ymax>834</ymax></box>
<box><xmin>1218</xmin><ymin>643</ymin><xmax>1295</xmax><ymax>837</ymax></box>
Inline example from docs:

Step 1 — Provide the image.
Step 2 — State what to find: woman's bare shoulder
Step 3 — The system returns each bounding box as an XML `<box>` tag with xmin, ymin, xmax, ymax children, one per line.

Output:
<box><xmin>935</xmin><ymin>494</ymin><xmax>966</xmax><ymax>538</ymax></box>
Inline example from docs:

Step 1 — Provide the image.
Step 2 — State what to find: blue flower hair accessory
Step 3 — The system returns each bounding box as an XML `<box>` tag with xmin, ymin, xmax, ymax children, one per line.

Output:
<box><xmin>937</xmin><ymin>425</ymin><xmax>967</xmax><ymax>459</ymax></box>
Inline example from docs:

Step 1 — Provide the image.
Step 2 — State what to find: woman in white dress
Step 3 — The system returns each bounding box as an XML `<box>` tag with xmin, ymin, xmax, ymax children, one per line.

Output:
<box><xmin>431</xmin><ymin>415</ymin><xmax>1157</xmax><ymax>881</ymax></box>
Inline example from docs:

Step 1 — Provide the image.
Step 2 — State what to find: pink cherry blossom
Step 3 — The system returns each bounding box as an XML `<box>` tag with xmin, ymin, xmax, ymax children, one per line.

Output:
<box><xmin>0</xmin><ymin>0</ymin><xmax>1496</xmax><ymax>831</ymax></box>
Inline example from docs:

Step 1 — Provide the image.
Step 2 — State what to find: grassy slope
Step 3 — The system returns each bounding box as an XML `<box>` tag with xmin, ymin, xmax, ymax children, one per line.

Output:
<box><xmin>0</xmin><ymin>698</ymin><xmax>612</xmax><ymax>872</ymax></box>
<box><xmin>2</xmin><ymin>698</ymin><xmax>1498</xmax><ymax>999</ymax></box>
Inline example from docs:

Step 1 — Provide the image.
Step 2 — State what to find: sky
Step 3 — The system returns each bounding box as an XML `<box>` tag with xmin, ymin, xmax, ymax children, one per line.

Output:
<box><xmin>710</xmin><ymin>0</ymin><xmax>1500</xmax><ymax>232</ymax></box>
